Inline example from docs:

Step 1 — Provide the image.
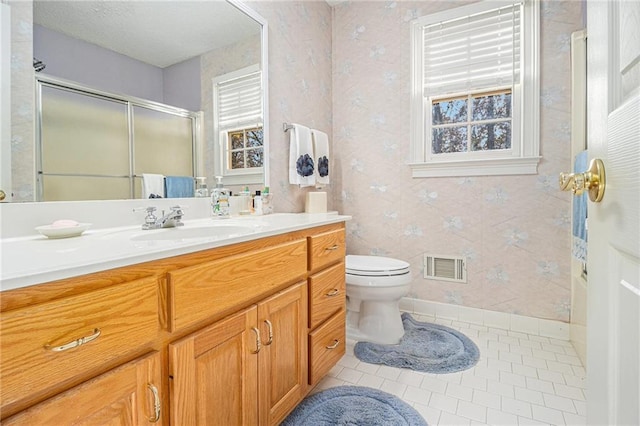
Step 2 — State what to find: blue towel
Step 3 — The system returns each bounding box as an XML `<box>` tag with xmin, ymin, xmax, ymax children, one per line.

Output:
<box><xmin>165</xmin><ymin>176</ymin><xmax>194</xmax><ymax>198</ymax></box>
<box><xmin>572</xmin><ymin>151</ymin><xmax>588</xmax><ymax>262</ymax></box>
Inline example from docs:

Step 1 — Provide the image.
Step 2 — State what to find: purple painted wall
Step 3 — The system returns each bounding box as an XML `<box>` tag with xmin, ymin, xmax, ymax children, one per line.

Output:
<box><xmin>34</xmin><ymin>25</ymin><xmax>164</xmax><ymax>103</ymax></box>
<box><xmin>163</xmin><ymin>56</ymin><xmax>201</xmax><ymax>112</ymax></box>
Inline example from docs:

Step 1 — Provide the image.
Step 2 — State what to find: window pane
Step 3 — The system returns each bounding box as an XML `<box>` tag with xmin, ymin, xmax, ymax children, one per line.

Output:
<box><xmin>246</xmin><ymin>128</ymin><xmax>263</xmax><ymax>147</ymax></box>
<box><xmin>230</xmin><ymin>132</ymin><xmax>245</xmax><ymax>149</ymax></box>
<box><xmin>230</xmin><ymin>151</ymin><xmax>245</xmax><ymax>169</ymax></box>
<box><xmin>472</xmin><ymin>92</ymin><xmax>512</xmax><ymax>121</ymax></box>
<box><xmin>432</xmin><ymin>126</ymin><xmax>468</xmax><ymax>153</ymax></box>
<box><xmin>432</xmin><ymin>99</ymin><xmax>467</xmax><ymax>125</ymax></box>
<box><xmin>471</xmin><ymin>121</ymin><xmax>511</xmax><ymax>151</ymax></box>
<box><xmin>246</xmin><ymin>148</ymin><xmax>263</xmax><ymax>168</ymax></box>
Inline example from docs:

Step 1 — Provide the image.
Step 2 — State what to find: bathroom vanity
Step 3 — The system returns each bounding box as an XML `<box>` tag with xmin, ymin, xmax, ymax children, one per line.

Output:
<box><xmin>0</xmin><ymin>214</ymin><xmax>348</xmax><ymax>425</ymax></box>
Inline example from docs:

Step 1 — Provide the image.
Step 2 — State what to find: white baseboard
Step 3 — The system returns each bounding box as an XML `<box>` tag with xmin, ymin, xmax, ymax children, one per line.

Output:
<box><xmin>400</xmin><ymin>297</ymin><xmax>570</xmax><ymax>341</ymax></box>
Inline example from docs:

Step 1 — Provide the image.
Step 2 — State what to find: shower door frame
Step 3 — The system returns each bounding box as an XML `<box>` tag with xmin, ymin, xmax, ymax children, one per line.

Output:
<box><xmin>35</xmin><ymin>74</ymin><xmax>201</xmax><ymax>201</ymax></box>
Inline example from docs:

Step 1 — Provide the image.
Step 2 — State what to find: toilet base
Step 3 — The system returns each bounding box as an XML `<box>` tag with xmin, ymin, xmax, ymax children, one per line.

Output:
<box><xmin>346</xmin><ymin>300</ymin><xmax>405</xmax><ymax>345</ymax></box>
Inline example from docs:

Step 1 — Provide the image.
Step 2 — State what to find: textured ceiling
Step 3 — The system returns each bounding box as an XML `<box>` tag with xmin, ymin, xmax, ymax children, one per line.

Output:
<box><xmin>34</xmin><ymin>1</ymin><xmax>261</xmax><ymax>68</ymax></box>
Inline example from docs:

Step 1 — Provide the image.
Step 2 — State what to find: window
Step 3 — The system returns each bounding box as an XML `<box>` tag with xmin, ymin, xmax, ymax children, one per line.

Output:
<box><xmin>213</xmin><ymin>65</ymin><xmax>263</xmax><ymax>184</ymax></box>
<box><xmin>227</xmin><ymin>127</ymin><xmax>264</xmax><ymax>170</ymax></box>
<box><xmin>410</xmin><ymin>1</ymin><xmax>539</xmax><ymax>177</ymax></box>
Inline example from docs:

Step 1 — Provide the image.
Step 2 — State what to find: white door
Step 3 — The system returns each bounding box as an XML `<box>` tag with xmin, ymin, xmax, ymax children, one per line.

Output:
<box><xmin>586</xmin><ymin>1</ymin><xmax>640</xmax><ymax>425</ymax></box>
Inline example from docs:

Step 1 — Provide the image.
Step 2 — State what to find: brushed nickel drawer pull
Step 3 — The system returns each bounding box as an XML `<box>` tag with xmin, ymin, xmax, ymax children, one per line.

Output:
<box><xmin>325</xmin><ymin>245</ymin><xmax>339</xmax><ymax>251</ymax></box>
<box><xmin>326</xmin><ymin>289</ymin><xmax>339</xmax><ymax>297</ymax></box>
<box><xmin>251</xmin><ymin>327</ymin><xmax>262</xmax><ymax>354</ymax></box>
<box><xmin>264</xmin><ymin>320</ymin><xmax>273</xmax><ymax>346</ymax></box>
<box><xmin>46</xmin><ymin>328</ymin><xmax>101</xmax><ymax>352</ymax></box>
<box><xmin>326</xmin><ymin>339</ymin><xmax>340</xmax><ymax>350</ymax></box>
<box><xmin>147</xmin><ymin>383</ymin><xmax>161</xmax><ymax>423</ymax></box>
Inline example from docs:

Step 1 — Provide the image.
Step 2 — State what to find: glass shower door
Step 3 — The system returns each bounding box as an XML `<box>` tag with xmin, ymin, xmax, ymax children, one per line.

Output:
<box><xmin>132</xmin><ymin>106</ymin><xmax>194</xmax><ymax>199</ymax></box>
<box><xmin>39</xmin><ymin>85</ymin><xmax>131</xmax><ymax>201</ymax></box>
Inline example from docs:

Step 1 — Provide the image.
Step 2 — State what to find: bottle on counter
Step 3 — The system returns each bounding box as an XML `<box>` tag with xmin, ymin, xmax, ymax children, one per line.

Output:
<box><xmin>194</xmin><ymin>177</ymin><xmax>209</xmax><ymax>197</ymax></box>
<box><xmin>261</xmin><ymin>186</ymin><xmax>273</xmax><ymax>214</ymax></box>
<box><xmin>253</xmin><ymin>190</ymin><xmax>263</xmax><ymax>215</ymax></box>
<box><xmin>211</xmin><ymin>176</ymin><xmax>230</xmax><ymax>218</ymax></box>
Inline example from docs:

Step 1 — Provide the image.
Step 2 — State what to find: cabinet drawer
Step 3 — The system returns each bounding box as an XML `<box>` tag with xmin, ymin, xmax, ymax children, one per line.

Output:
<box><xmin>308</xmin><ymin>309</ymin><xmax>346</xmax><ymax>386</ymax></box>
<box><xmin>308</xmin><ymin>262</ymin><xmax>345</xmax><ymax>329</ymax></box>
<box><xmin>0</xmin><ymin>277</ymin><xmax>160</xmax><ymax>412</ymax></box>
<box><xmin>308</xmin><ymin>228</ymin><xmax>346</xmax><ymax>272</ymax></box>
<box><xmin>169</xmin><ymin>239</ymin><xmax>307</xmax><ymax>331</ymax></box>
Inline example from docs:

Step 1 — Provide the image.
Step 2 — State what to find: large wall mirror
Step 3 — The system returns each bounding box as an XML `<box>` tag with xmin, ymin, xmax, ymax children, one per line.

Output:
<box><xmin>5</xmin><ymin>0</ymin><xmax>268</xmax><ymax>202</ymax></box>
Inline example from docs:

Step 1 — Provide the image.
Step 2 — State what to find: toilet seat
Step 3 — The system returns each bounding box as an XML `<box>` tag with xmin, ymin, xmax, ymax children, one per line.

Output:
<box><xmin>346</xmin><ymin>255</ymin><xmax>410</xmax><ymax>277</ymax></box>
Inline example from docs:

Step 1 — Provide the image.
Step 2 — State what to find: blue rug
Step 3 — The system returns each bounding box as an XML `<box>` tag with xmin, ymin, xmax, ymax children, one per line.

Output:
<box><xmin>281</xmin><ymin>385</ymin><xmax>427</xmax><ymax>426</ymax></box>
<box><xmin>354</xmin><ymin>313</ymin><xmax>480</xmax><ymax>374</ymax></box>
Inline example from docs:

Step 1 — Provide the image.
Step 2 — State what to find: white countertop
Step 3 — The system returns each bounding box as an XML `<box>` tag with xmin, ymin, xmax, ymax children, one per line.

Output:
<box><xmin>0</xmin><ymin>213</ymin><xmax>350</xmax><ymax>291</ymax></box>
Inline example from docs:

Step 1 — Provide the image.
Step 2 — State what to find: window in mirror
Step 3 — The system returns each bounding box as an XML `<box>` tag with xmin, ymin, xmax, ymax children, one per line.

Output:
<box><xmin>213</xmin><ymin>65</ymin><xmax>263</xmax><ymax>182</ymax></box>
<box><xmin>228</xmin><ymin>127</ymin><xmax>264</xmax><ymax>171</ymax></box>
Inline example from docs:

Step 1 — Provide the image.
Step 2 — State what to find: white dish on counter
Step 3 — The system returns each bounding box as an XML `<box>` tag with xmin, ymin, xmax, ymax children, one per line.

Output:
<box><xmin>35</xmin><ymin>223</ymin><xmax>92</xmax><ymax>239</ymax></box>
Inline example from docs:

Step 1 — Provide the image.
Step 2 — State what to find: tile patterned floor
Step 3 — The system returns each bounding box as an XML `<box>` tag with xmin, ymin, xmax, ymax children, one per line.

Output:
<box><xmin>313</xmin><ymin>314</ymin><xmax>586</xmax><ymax>425</ymax></box>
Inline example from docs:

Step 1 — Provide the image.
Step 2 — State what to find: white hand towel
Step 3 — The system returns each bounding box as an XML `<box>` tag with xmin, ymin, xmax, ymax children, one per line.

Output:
<box><xmin>311</xmin><ymin>129</ymin><xmax>330</xmax><ymax>187</ymax></box>
<box><xmin>142</xmin><ymin>173</ymin><xmax>165</xmax><ymax>198</ymax></box>
<box><xmin>288</xmin><ymin>123</ymin><xmax>316</xmax><ymax>187</ymax></box>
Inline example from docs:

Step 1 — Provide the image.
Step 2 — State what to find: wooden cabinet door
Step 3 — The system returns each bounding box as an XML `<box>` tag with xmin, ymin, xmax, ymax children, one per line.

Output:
<box><xmin>2</xmin><ymin>352</ymin><xmax>162</xmax><ymax>426</ymax></box>
<box><xmin>257</xmin><ymin>282</ymin><xmax>308</xmax><ymax>426</ymax></box>
<box><xmin>169</xmin><ymin>306</ymin><xmax>259</xmax><ymax>426</ymax></box>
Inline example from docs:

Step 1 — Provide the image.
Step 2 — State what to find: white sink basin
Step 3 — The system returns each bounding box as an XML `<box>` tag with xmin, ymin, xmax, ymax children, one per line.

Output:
<box><xmin>130</xmin><ymin>224</ymin><xmax>256</xmax><ymax>241</ymax></box>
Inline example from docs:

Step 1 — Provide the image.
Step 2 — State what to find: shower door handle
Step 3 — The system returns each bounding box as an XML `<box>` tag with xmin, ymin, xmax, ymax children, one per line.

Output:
<box><xmin>559</xmin><ymin>158</ymin><xmax>606</xmax><ymax>202</ymax></box>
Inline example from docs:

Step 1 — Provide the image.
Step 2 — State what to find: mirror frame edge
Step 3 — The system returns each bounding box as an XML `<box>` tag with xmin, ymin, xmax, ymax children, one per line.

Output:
<box><xmin>226</xmin><ymin>0</ymin><xmax>270</xmax><ymax>189</ymax></box>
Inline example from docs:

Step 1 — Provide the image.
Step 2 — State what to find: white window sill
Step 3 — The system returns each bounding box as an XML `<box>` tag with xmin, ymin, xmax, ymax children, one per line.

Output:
<box><xmin>409</xmin><ymin>156</ymin><xmax>541</xmax><ymax>178</ymax></box>
<box><xmin>222</xmin><ymin>172</ymin><xmax>264</xmax><ymax>186</ymax></box>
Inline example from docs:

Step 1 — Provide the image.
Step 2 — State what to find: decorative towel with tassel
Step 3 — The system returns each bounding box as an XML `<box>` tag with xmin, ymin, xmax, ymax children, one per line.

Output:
<box><xmin>142</xmin><ymin>173</ymin><xmax>165</xmax><ymax>199</ymax></box>
<box><xmin>165</xmin><ymin>176</ymin><xmax>194</xmax><ymax>198</ymax></box>
<box><xmin>289</xmin><ymin>123</ymin><xmax>316</xmax><ymax>187</ymax></box>
<box><xmin>311</xmin><ymin>129</ymin><xmax>330</xmax><ymax>187</ymax></box>
<box><xmin>572</xmin><ymin>151</ymin><xmax>588</xmax><ymax>262</ymax></box>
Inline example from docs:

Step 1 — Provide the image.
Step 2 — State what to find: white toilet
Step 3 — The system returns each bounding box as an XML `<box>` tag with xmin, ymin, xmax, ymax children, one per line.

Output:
<box><xmin>345</xmin><ymin>255</ymin><xmax>412</xmax><ymax>345</ymax></box>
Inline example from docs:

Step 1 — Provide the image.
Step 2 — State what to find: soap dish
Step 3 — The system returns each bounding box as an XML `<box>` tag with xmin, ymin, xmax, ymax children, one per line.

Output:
<box><xmin>36</xmin><ymin>223</ymin><xmax>92</xmax><ymax>239</ymax></box>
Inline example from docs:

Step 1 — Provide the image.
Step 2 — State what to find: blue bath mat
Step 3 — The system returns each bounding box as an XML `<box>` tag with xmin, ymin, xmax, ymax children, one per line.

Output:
<box><xmin>354</xmin><ymin>313</ymin><xmax>480</xmax><ymax>374</ymax></box>
<box><xmin>281</xmin><ymin>385</ymin><xmax>427</xmax><ymax>426</ymax></box>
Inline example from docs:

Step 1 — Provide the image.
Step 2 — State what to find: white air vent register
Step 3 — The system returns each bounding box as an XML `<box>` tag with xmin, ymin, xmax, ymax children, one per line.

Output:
<box><xmin>424</xmin><ymin>254</ymin><xmax>467</xmax><ymax>283</ymax></box>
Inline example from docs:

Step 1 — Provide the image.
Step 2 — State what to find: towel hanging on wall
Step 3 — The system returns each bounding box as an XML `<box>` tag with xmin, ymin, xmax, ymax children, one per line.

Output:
<box><xmin>142</xmin><ymin>173</ymin><xmax>165</xmax><ymax>199</ymax></box>
<box><xmin>288</xmin><ymin>123</ymin><xmax>316</xmax><ymax>187</ymax></box>
<box><xmin>572</xmin><ymin>151</ymin><xmax>588</xmax><ymax>262</ymax></box>
<box><xmin>311</xmin><ymin>129</ymin><xmax>330</xmax><ymax>187</ymax></box>
<box><xmin>165</xmin><ymin>176</ymin><xmax>194</xmax><ymax>198</ymax></box>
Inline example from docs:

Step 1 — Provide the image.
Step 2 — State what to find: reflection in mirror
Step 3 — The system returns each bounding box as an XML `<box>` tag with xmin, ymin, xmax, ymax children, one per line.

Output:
<box><xmin>9</xmin><ymin>0</ymin><xmax>267</xmax><ymax>201</ymax></box>
<box><xmin>37</xmin><ymin>76</ymin><xmax>198</xmax><ymax>201</ymax></box>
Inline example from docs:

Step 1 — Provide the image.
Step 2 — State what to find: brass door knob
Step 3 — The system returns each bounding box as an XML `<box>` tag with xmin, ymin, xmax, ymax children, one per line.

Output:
<box><xmin>559</xmin><ymin>158</ymin><xmax>606</xmax><ymax>202</ymax></box>
<box><xmin>0</xmin><ymin>190</ymin><xmax>5</xmax><ymax>201</ymax></box>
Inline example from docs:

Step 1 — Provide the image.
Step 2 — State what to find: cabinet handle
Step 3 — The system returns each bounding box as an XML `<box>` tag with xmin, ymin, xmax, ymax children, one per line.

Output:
<box><xmin>326</xmin><ymin>289</ymin><xmax>339</xmax><ymax>297</ymax></box>
<box><xmin>326</xmin><ymin>339</ymin><xmax>340</xmax><ymax>350</ymax></box>
<box><xmin>251</xmin><ymin>327</ymin><xmax>262</xmax><ymax>354</ymax></box>
<box><xmin>45</xmin><ymin>328</ymin><xmax>101</xmax><ymax>352</ymax></box>
<box><xmin>264</xmin><ymin>320</ymin><xmax>273</xmax><ymax>346</ymax></box>
<box><xmin>325</xmin><ymin>244</ymin><xmax>339</xmax><ymax>251</ymax></box>
<box><xmin>147</xmin><ymin>383</ymin><xmax>161</xmax><ymax>423</ymax></box>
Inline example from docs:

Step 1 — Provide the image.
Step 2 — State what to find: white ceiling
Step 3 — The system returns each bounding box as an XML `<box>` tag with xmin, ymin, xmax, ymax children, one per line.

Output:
<box><xmin>34</xmin><ymin>1</ymin><xmax>261</xmax><ymax>68</ymax></box>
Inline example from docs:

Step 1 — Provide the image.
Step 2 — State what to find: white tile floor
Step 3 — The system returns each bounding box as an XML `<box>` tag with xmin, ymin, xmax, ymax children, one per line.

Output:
<box><xmin>313</xmin><ymin>314</ymin><xmax>586</xmax><ymax>426</ymax></box>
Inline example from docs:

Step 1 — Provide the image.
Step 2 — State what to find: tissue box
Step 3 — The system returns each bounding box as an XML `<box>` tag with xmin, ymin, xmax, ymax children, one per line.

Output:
<box><xmin>305</xmin><ymin>192</ymin><xmax>327</xmax><ymax>213</ymax></box>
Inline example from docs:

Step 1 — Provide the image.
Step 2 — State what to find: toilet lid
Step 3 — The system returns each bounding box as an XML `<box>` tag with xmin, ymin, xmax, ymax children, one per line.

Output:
<box><xmin>346</xmin><ymin>255</ymin><xmax>410</xmax><ymax>277</ymax></box>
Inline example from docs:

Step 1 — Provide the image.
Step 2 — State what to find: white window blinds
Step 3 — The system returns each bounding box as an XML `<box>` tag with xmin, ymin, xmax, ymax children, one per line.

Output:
<box><xmin>216</xmin><ymin>70</ymin><xmax>262</xmax><ymax>129</ymax></box>
<box><xmin>423</xmin><ymin>2</ymin><xmax>522</xmax><ymax>96</ymax></box>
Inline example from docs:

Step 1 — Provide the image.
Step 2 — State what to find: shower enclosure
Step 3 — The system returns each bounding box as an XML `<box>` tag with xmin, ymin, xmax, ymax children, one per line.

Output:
<box><xmin>35</xmin><ymin>75</ymin><xmax>200</xmax><ymax>201</ymax></box>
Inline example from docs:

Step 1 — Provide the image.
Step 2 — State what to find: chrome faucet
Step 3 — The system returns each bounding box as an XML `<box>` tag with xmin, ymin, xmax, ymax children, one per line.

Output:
<box><xmin>137</xmin><ymin>206</ymin><xmax>185</xmax><ymax>230</ymax></box>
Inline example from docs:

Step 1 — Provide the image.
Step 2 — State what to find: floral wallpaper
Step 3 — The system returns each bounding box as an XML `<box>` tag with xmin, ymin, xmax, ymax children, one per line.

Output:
<box><xmin>247</xmin><ymin>0</ymin><xmax>334</xmax><ymax>212</ymax></box>
<box><xmin>248</xmin><ymin>0</ymin><xmax>581</xmax><ymax>321</ymax></box>
<box><xmin>330</xmin><ymin>0</ymin><xmax>582</xmax><ymax>322</ymax></box>
<box><xmin>8</xmin><ymin>0</ymin><xmax>34</xmax><ymax>202</ymax></box>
